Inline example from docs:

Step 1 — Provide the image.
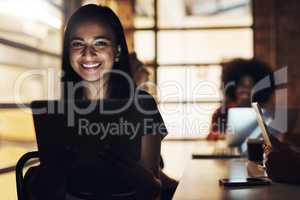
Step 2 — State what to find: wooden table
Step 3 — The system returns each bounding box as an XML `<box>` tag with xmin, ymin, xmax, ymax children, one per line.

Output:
<box><xmin>173</xmin><ymin>159</ymin><xmax>300</xmax><ymax>200</ymax></box>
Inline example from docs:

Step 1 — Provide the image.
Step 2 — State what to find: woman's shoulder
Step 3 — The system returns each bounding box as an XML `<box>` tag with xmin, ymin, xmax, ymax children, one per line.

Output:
<box><xmin>135</xmin><ymin>89</ymin><xmax>154</xmax><ymax>98</ymax></box>
<box><xmin>134</xmin><ymin>89</ymin><xmax>168</xmax><ymax>138</ymax></box>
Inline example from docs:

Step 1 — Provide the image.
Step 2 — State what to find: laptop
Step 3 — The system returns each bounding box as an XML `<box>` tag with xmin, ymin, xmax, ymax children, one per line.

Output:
<box><xmin>192</xmin><ymin>107</ymin><xmax>266</xmax><ymax>159</ymax></box>
<box><xmin>31</xmin><ymin>99</ymin><xmax>146</xmax><ymax>166</ymax></box>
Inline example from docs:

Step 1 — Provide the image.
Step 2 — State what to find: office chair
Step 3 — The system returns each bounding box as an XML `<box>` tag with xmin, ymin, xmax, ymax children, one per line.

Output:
<box><xmin>16</xmin><ymin>151</ymin><xmax>39</xmax><ymax>200</ymax></box>
<box><xmin>15</xmin><ymin>151</ymin><xmax>136</xmax><ymax>200</ymax></box>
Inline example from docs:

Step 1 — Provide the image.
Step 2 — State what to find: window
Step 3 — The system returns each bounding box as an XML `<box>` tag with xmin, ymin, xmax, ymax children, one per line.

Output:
<box><xmin>0</xmin><ymin>0</ymin><xmax>63</xmax><ymax>103</ymax></box>
<box><xmin>133</xmin><ymin>0</ymin><xmax>253</xmax><ymax>138</ymax></box>
<box><xmin>0</xmin><ymin>0</ymin><xmax>64</xmax><ymax>168</ymax></box>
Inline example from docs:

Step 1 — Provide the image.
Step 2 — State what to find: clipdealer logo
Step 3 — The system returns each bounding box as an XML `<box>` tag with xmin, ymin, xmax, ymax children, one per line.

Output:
<box><xmin>252</xmin><ymin>67</ymin><xmax>288</xmax><ymax>133</ymax></box>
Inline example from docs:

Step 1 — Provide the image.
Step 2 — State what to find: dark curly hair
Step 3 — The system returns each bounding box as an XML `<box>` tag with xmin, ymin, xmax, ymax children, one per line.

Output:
<box><xmin>222</xmin><ymin>58</ymin><xmax>274</xmax><ymax>103</ymax></box>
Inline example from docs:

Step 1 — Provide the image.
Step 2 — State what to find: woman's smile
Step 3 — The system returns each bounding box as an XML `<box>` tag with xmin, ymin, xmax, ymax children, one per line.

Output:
<box><xmin>81</xmin><ymin>62</ymin><xmax>102</xmax><ymax>69</ymax></box>
<box><xmin>77</xmin><ymin>58</ymin><xmax>106</xmax><ymax>78</ymax></box>
<box><xmin>80</xmin><ymin>61</ymin><xmax>103</xmax><ymax>74</ymax></box>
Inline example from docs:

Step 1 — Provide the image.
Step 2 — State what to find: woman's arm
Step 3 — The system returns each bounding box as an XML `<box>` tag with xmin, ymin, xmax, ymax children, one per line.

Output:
<box><xmin>98</xmin><ymin>134</ymin><xmax>162</xmax><ymax>199</ymax></box>
<box><xmin>266</xmin><ymin>150</ymin><xmax>300</xmax><ymax>184</ymax></box>
<box><xmin>265</xmin><ymin>135</ymin><xmax>300</xmax><ymax>184</ymax></box>
<box><xmin>137</xmin><ymin>134</ymin><xmax>162</xmax><ymax>199</ymax></box>
<box><xmin>207</xmin><ymin>107</ymin><xmax>226</xmax><ymax>140</ymax></box>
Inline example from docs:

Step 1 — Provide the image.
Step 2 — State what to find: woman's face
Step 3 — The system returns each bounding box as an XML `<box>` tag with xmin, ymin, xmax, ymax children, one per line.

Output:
<box><xmin>235</xmin><ymin>75</ymin><xmax>254</xmax><ymax>106</ymax></box>
<box><xmin>69</xmin><ymin>21</ymin><xmax>117</xmax><ymax>82</ymax></box>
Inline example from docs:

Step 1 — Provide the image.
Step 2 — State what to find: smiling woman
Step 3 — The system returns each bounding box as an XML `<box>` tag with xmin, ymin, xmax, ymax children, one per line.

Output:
<box><xmin>24</xmin><ymin>4</ymin><xmax>166</xmax><ymax>200</ymax></box>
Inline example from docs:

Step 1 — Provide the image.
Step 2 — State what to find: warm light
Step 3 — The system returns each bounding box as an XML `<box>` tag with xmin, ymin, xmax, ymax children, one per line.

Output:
<box><xmin>0</xmin><ymin>0</ymin><xmax>62</xmax><ymax>29</ymax></box>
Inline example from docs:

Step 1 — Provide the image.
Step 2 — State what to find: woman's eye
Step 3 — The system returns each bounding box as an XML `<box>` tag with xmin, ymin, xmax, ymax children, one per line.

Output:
<box><xmin>94</xmin><ymin>40</ymin><xmax>109</xmax><ymax>47</ymax></box>
<box><xmin>71</xmin><ymin>41</ymin><xmax>84</xmax><ymax>48</ymax></box>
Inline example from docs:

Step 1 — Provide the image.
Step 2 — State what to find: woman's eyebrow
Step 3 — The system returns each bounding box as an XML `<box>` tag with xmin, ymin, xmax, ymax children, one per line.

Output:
<box><xmin>94</xmin><ymin>36</ymin><xmax>112</xmax><ymax>41</ymax></box>
<box><xmin>70</xmin><ymin>37</ymin><xmax>83</xmax><ymax>41</ymax></box>
<box><xmin>70</xmin><ymin>36</ymin><xmax>113</xmax><ymax>42</ymax></box>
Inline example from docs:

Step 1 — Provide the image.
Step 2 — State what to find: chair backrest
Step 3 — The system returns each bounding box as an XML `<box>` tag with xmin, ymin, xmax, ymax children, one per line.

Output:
<box><xmin>15</xmin><ymin>151</ymin><xmax>39</xmax><ymax>200</ymax></box>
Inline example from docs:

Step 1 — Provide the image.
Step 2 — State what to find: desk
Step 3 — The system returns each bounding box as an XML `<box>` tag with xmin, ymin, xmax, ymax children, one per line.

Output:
<box><xmin>191</xmin><ymin>140</ymin><xmax>244</xmax><ymax>159</ymax></box>
<box><xmin>173</xmin><ymin>159</ymin><xmax>300</xmax><ymax>200</ymax></box>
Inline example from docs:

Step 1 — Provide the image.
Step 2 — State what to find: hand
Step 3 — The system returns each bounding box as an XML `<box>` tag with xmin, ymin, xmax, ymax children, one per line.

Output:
<box><xmin>263</xmin><ymin>144</ymin><xmax>272</xmax><ymax>156</ymax></box>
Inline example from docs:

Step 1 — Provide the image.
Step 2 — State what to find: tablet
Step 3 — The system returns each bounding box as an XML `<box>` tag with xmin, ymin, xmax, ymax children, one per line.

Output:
<box><xmin>252</xmin><ymin>102</ymin><xmax>272</xmax><ymax>147</ymax></box>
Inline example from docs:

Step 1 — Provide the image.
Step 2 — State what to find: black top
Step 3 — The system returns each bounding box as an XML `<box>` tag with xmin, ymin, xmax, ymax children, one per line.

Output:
<box><xmin>134</xmin><ymin>89</ymin><xmax>168</xmax><ymax>139</ymax></box>
<box><xmin>65</xmin><ymin>90</ymin><xmax>167</xmax><ymax>196</ymax></box>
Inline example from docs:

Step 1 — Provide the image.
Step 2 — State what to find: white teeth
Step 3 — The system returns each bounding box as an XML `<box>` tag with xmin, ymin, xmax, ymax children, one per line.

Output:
<box><xmin>82</xmin><ymin>63</ymin><xmax>100</xmax><ymax>68</ymax></box>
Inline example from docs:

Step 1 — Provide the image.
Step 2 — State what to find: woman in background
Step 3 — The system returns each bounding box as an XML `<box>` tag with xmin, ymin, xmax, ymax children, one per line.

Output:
<box><xmin>207</xmin><ymin>58</ymin><xmax>274</xmax><ymax>140</ymax></box>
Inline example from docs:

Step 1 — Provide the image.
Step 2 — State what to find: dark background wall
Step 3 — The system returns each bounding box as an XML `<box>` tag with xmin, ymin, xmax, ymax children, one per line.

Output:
<box><xmin>254</xmin><ymin>0</ymin><xmax>300</xmax><ymax>78</ymax></box>
<box><xmin>254</xmin><ymin>0</ymin><xmax>300</xmax><ymax>125</ymax></box>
